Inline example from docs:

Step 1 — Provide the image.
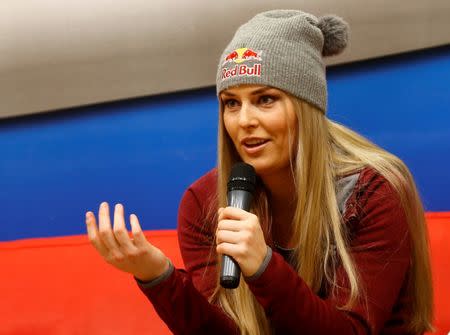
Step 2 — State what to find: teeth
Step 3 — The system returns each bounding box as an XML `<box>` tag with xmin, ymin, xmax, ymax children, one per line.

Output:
<box><xmin>245</xmin><ymin>139</ymin><xmax>266</xmax><ymax>145</ymax></box>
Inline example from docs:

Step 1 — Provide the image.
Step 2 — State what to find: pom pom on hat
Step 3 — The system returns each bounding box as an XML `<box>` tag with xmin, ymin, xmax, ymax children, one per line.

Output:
<box><xmin>317</xmin><ymin>15</ymin><xmax>349</xmax><ymax>57</ymax></box>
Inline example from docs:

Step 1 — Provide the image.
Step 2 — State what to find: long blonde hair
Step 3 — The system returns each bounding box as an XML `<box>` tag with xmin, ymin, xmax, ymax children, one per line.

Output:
<box><xmin>210</xmin><ymin>96</ymin><xmax>433</xmax><ymax>335</ymax></box>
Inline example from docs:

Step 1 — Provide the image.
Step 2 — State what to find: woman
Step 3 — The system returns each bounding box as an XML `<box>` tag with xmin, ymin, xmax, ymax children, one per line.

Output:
<box><xmin>85</xmin><ymin>10</ymin><xmax>433</xmax><ymax>335</ymax></box>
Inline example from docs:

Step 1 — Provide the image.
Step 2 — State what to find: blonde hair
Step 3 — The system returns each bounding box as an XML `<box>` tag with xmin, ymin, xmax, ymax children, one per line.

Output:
<box><xmin>209</xmin><ymin>96</ymin><xmax>433</xmax><ymax>335</ymax></box>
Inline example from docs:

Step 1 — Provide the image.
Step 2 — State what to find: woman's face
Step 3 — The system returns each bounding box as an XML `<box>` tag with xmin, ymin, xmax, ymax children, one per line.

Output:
<box><xmin>221</xmin><ymin>85</ymin><xmax>298</xmax><ymax>177</ymax></box>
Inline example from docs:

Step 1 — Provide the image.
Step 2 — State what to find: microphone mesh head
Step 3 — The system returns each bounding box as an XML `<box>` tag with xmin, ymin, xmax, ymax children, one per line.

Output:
<box><xmin>227</xmin><ymin>162</ymin><xmax>256</xmax><ymax>193</ymax></box>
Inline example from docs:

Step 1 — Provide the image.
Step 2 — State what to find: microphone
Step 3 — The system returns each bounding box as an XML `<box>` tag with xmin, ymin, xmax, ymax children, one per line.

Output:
<box><xmin>220</xmin><ymin>162</ymin><xmax>257</xmax><ymax>289</ymax></box>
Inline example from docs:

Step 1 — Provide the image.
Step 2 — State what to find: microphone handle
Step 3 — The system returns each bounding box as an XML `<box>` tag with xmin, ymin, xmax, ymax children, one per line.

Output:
<box><xmin>220</xmin><ymin>190</ymin><xmax>253</xmax><ymax>289</ymax></box>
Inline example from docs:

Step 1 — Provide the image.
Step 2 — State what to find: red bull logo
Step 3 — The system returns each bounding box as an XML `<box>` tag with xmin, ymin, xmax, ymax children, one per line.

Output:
<box><xmin>221</xmin><ymin>48</ymin><xmax>263</xmax><ymax>80</ymax></box>
<box><xmin>222</xmin><ymin>48</ymin><xmax>262</xmax><ymax>65</ymax></box>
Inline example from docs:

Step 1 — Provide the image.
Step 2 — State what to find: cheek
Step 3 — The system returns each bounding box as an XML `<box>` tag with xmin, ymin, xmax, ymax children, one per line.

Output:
<box><xmin>223</xmin><ymin>115</ymin><xmax>237</xmax><ymax>142</ymax></box>
<box><xmin>271</xmin><ymin>118</ymin><xmax>297</xmax><ymax>157</ymax></box>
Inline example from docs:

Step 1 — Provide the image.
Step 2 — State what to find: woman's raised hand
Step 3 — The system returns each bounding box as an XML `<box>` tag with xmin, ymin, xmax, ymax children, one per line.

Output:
<box><xmin>85</xmin><ymin>202</ymin><xmax>169</xmax><ymax>282</ymax></box>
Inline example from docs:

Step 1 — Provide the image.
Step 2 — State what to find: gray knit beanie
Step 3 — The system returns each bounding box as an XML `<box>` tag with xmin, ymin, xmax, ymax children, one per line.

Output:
<box><xmin>216</xmin><ymin>10</ymin><xmax>349</xmax><ymax>113</ymax></box>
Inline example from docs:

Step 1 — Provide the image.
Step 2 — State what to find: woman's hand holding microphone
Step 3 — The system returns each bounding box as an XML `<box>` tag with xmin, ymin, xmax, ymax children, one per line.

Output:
<box><xmin>216</xmin><ymin>206</ymin><xmax>268</xmax><ymax>278</ymax></box>
<box><xmin>85</xmin><ymin>202</ymin><xmax>169</xmax><ymax>282</ymax></box>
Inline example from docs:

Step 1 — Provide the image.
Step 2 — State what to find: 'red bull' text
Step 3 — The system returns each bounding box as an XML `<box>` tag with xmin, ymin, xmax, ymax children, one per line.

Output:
<box><xmin>221</xmin><ymin>64</ymin><xmax>262</xmax><ymax>80</ymax></box>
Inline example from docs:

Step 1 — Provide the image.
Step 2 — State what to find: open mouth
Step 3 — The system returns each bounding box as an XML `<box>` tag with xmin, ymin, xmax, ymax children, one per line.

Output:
<box><xmin>244</xmin><ymin>140</ymin><xmax>269</xmax><ymax>148</ymax></box>
<box><xmin>242</xmin><ymin>139</ymin><xmax>269</xmax><ymax>149</ymax></box>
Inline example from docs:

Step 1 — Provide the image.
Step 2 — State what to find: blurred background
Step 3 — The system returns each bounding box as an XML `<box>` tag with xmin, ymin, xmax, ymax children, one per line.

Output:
<box><xmin>1</xmin><ymin>0</ymin><xmax>449</xmax><ymax>241</ymax></box>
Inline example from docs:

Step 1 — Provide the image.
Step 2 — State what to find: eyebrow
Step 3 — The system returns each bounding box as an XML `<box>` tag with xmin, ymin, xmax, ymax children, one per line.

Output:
<box><xmin>221</xmin><ymin>86</ymin><xmax>274</xmax><ymax>97</ymax></box>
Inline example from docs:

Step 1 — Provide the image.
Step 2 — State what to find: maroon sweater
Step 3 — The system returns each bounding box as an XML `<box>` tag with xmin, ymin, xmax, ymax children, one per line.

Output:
<box><xmin>136</xmin><ymin>167</ymin><xmax>415</xmax><ymax>335</ymax></box>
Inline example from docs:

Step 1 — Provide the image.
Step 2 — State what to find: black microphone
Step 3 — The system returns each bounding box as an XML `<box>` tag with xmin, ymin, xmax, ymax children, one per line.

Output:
<box><xmin>220</xmin><ymin>162</ymin><xmax>257</xmax><ymax>289</ymax></box>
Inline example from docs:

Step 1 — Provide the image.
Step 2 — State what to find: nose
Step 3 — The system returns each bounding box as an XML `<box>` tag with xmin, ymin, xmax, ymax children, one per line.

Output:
<box><xmin>238</xmin><ymin>102</ymin><xmax>258</xmax><ymax>128</ymax></box>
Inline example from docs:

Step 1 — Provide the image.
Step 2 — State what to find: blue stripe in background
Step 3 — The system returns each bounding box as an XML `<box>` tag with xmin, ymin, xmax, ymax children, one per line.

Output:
<box><xmin>1</xmin><ymin>45</ymin><xmax>449</xmax><ymax>241</ymax></box>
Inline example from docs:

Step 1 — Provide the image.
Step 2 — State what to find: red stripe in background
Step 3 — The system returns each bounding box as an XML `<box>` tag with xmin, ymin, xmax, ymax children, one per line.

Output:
<box><xmin>0</xmin><ymin>230</ymin><xmax>183</xmax><ymax>335</ymax></box>
<box><xmin>0</xmin><ymin>214</ymin><xmax>449</xmax><ymax>335</ymax></box>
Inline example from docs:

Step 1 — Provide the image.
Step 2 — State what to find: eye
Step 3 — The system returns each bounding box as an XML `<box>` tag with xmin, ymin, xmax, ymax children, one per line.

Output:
<box><xmin>223</xmin><ymin>99</ymin><xmax>239</xmax><ymax>109</ymax></box>
<box><xmin>259</xmin><ymin>95</ymin><xmax>276</xmax><ymax>105</ymax></box>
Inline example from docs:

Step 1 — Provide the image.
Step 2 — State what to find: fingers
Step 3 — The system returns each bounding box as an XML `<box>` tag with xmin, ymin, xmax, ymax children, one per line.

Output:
<box><xmin>218</xmin><ymin>206</ymin><xmax>253</xmax><ymax>221</ymax></box>
<box><xmin>216</xmin><ymin>242</ymin><xmax>246</xmax><ymax>259</ymax></box>
<box><xmin>113</xmin><ymin>204</ymin><xmax>138</xmax><ymax>254</ymax></box>
<box><xmin>216</xmin><ymin>206</ymin><xmax>261</xmax><ymax>248</ymax></box>
<box><xmin>129</xmin><ymin>214</ymin><xmax>148</xmax><ymax>248</ymax></box>
<box><xmin>216</xmin><ymin>229</ymin><xmax>242</xmax><ymax>245</ymax></box>
<box><xmin>217</xmin><ymin>219</ymin><xmax>242</xmax><ymax>232</ymax></box>
<box><xmin>217</xmin><ymin>206</ymin><xmax>259</xmax><ymax>232</ymax></box>
<box><xmin>216</xmin><ymin>208</ymin><xmax>267</xmax><ymax>277</ymax></box>
<box><xmin>85</xmin><ymin>211</ymin><xmax>108</xmax><ymax>255</ymax></box>
<box><xmin>98</xmin><ymin>202</ymin><xmax>121</xmax><ymax>251</ymax></box>
<box><xmin>86</xmin><ymin>202</ymin><xmax>145</xmax><ymax>259</ymax></box>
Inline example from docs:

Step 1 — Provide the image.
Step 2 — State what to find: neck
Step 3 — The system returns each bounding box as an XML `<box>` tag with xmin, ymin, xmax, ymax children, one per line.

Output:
<box><xmin>263</xmin><ymin>175</ymin><xmax>295</xmax><ymax>209</ymax></box>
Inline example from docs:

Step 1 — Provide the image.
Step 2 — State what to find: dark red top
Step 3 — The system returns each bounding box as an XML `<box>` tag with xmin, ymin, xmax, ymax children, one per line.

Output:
<box><xmin>136</xmin><ymin>166</ymin><xmax>416</xmax><ymax>335</ymax></box>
